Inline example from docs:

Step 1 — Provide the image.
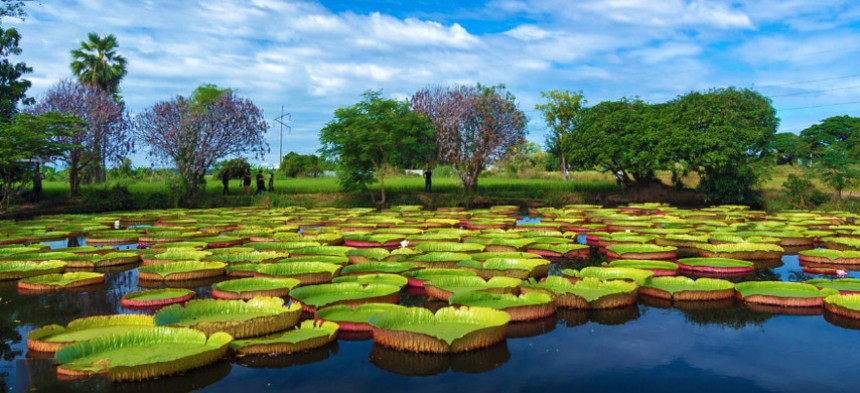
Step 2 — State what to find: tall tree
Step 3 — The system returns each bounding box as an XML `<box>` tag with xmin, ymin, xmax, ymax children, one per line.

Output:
<box><xmin>666</xmin><ymin>87</ymin><xmax>778</xmax><ymax>204</ymax></box>
<box><xmin>770</xmin><ymin>132</ymin><xmax>810</xmax><ymax>165</ymax></box>
<box><xmin>29</xmin><ymin>80</ymin><xmax>131</xmax><ymax>197</ymax></box>
<box><xmin>135</xmin><ymin>85</ymin><xmax>268</xmax><ymax>196</ymax></box>
<box><xmin>534</xmin><ymin>90</ymin><xmax>585</xmax><ymax>180</ymax></box>
<box><xmin>319</xmin><ymin>90</ymin><xmax>435</xmax><ymax>205</ymax></box>
<box><xmin>70</xmin><ymin>32</ymin><xmax>127</xmax><ymax>96</ymax></box>
<box><xmin>0</xmin><ymin>22</ymin><xmax>32</xmax><ymax>122</ymax></box>
<box><xmin>562</xmin><ymin>99</ymin><xmax>666</xmax><ymax>185</ymax></box>
<box><xmin>800</xmin><ymin>115</ymin><xmax>860</xmax><ymax>157</ymax></box>
<box><xmin>412</xmin><ymin>83</ymin><xmax>527</xmax><ymax>193</ymax></box>
<box><xmin>0</xmin><ymin>112</ymin><xmax>84</xmax><ymax>207</ymax></box>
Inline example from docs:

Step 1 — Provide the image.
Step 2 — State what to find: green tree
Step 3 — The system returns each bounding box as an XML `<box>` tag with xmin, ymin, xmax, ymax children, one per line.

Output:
<box><xmin>213</xmin><ymin>157</ymin><xmax>250</xmax><ymax>180</ymax></box>
<box><xmin>667</xmin><ymin>87</ymin><xmax>778</xmax><ymax>204</ymax></box>
<box><xmin>70</xmin><ymin>32</ymin><xmax>128</xmax><ymax>96</ymax></box>
<box><xmin>562</xmin><ymin>99</ymin><xmax>666</xmax><ymax>185</ymax></box>
<box><xmin>535</xmin><ymin>90</ymin><xmax>586</xmax><ymax>180</ymax></box>
<box><xmin>800</xmin><ymin>115</ymin><xmax>860</xmax><ymax>155</ymax></box>
<box><xmin>319</xmin><ymin>90</ymin><xmax>435</xmax><ymax>205</ymax></box>
<box><xmin>770</xmin><ymin>132</ymin><xmax>810</xmax><ymax>165</ymax></box>
<box><xmin>0</xmin><ymin>112</ymin><xmax>84</xmax><ymax>207</ymax></box>
<box><xmin>815</xmin><ymin>148</ymin><xmax>857</xmax><ymax>200</ymax></box>
<box><xmin>279</xmin><ymin>152</ymin><xmax>322</xmax><ymax>177</ymax></box>
<box><xmin>0</xmin><ymin>24</ymin><xmax>32</xmax><ymax>122</ymax></box>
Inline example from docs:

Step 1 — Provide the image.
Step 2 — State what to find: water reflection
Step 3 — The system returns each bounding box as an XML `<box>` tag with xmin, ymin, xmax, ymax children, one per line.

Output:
<box><xmin>555</xmin><ymin>305</ymin><xmax>641</xmax><ymax>327</ymax></box>
<box><xmin>505</xmin><ymin>315</ymin><xmax>558</xmax><ymax>338</ymax></box>
<box><xmin>368</xmin><ymin>342</ymin><xmax>510</xmax><ymax>376</ymax></box>
<box><xmin>235</xmin><ymin>342</ymin><xmax>339</xmax><ymax>369</ymax></box>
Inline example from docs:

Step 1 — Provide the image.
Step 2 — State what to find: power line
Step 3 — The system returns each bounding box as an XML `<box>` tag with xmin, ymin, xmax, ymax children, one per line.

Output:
<box><xmin>756</xmin><ymin>73</ymin><xmax>860</xmax><ymax>89</ymax></box>
<box><xmin>778</xmin><ymin>100</ymin><xmax>860</xmax><ymax>112</ymax></box>
<box><xmin>770</xmin><ymin>83</ymin><xmax>860</xmax><ymax>98</ymax></box>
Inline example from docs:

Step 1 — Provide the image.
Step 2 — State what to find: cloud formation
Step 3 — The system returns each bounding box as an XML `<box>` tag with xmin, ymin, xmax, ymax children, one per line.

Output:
<box><xmin>10</xmin><ymin>0</ymin><xmax>860</xmax><ymax>166</ymax></box>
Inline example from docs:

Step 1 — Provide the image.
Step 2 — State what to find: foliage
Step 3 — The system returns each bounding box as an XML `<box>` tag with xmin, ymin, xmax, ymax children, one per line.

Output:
<box><xmin>319</xmin><ymin>90</ymin><xmax>435</xmax><ymax>205</ymax></box>
<box><xmin>135</xmin><ymin>84</ymin><xmax>268</xmax><ymax>197</ymax></box>
<box><xmin>0</xmin><ymin>112</ymin><xmax>83</xmax><ymax>207</ymax></box>
<box><xmin>562</xmin><ymin>99</ymin><xmax>666</xmax><ymax>185</ymax></box>
<box><xmin>494</xmin><ymin>141</ymin><xmax>548</xmax><ymax>178</ymax></box>
<box><xmin>29</xmin><ymin>80</ymin><xmax>131</xmax><ymax>196</ymax></box>
<box><xmin>770</xmin><ymin>132</ymin><xmax>809</xmax><ymax>165</ymax></box>
<box><xmin>777</xmin><ymin>173</ymin><xmax>827</xmax><ymax>209</ymax></box>
<box><xmin>279</xmin><ymin>152</ymin><xmax>323</xmax><ymax>177</ymax></box>
<box><xmin>213</xmin><ymin>157</ymin><xmax>250</xmax><ymax>180</ymax></box>
<box><xmin>535</xmin><ymin>90</ymin><xmax>586</xmax><ymax>179</ymax></box>
<box><xmin>412</xmin><ymin>83</ymin><xmax>527</xmax><ymax>193</ymax></box>
<box><xmin>0</xmin><ymin>24</ymin><xmax>32</xmax><ymax>122</ymax></box>
<box><xmin>667</xmin><ymin>87</ymin><xmax>778</xmax><ymax>204</ymax></box>
<box><xmin>70</xmin><ymin>32</ymin><xmax>127</xmax><ymax>97</ymax></box>
<box><xmin>813</xmin><ymin>147</ymin><xmax>858</xmax><ymax>200</ymax></box>
<box><xmin>800</xmin><ymin>115</ymin><xmax>860</xmax><ymax>154</ymax></box>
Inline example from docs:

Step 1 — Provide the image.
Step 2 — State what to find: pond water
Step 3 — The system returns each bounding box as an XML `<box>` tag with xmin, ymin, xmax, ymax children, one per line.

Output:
<box><xmin>2</xmin><ymin>230</ymin><xmax>860</xmax><ymax>393</ymax></box>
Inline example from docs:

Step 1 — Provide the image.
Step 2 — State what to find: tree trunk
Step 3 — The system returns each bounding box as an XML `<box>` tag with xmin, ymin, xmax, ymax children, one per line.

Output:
<box><xmin>69</xmin><ymin>163</ymin><xmax>79</xmax><ymax>198</ymax></box>
<box><xmin>561</xmin><ymin>155</ymin><xmax>567</xmax><ymax>181</ymax></box>
<box><xmin>378</xmin><ymin>173</ymin><xmax>386</xmax><ymax>206</ymax></box>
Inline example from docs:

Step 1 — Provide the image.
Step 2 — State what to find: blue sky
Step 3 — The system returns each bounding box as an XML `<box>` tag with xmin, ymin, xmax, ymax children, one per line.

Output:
<box><xmin>10</xmin><ymin>0</ymin><xmax>860</xmax><ymax>167</ymax></box>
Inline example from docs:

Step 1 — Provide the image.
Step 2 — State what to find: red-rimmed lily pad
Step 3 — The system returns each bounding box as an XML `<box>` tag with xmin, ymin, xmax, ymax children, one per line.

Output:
<box><xmin>18</xmin><ymin>272</ymin><xmax>104</xmax><ymax>293</ymax></box>
<box><xmin>676</xmin><ymin>258</ymin><xmax>754</xmax><ymax>277</ymax></box>
<box><xmin>806</xmin><ymin>278</ymin><xmax>860</xmax><ymax>294</ymax></box>
<box><xmin>402</xmin><ymin>269</ymin><xmax>476</xmax><ymax>288</ymax></box>
<box><xmin>121</xmin><ymin>288</ymin><xmax>196</xmax><ymax>308</ymax></box>
<box><xmin>605</xmin><ymin>244</ymin><xmax>677</xmax><ymax>260</ymax></box>
<box><xmin>314</xmin><ymin>303</ymin><xmax>407</xmax><ymax>331</ymax></box>
<box><xmin>211</xmin><ymin>277</ymin><xmax>301</xmax><ymax>300</ymax></box>
<box><xmin>289</xmin><ymin>282</ymin><xmax>401</xmax><ymax>313</ymax></box>
<box><xmin>424</xmin><ymin>276</ymin><xmax>522</xmax><ymax>302</ymax></box>
<box><xmin>606</xmin><ymin>259</ymin><xmax>678</xmax><ymax>276</ymax></box>
<box><xmin>639</xmin><ymin>276</ymin><xmax>735</xmax><ymax>301</ymax></box>
<box><xmin>137</xmin><ymin>261</ymin><xmax>226</xmax><ymax>281</ymax></box>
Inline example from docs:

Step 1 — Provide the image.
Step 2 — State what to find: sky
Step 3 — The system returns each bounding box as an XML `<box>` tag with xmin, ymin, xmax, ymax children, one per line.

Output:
<box><xmin>9</xmin><ymin>0</ymin><xmax>860</xmax><ymax>167</ymax></box>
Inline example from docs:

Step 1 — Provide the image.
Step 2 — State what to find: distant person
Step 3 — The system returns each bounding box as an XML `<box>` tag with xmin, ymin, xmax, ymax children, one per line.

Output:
<box><xmin>423</xmin><ymin>166</ymin><xmax>432</xmax><ymax>193</ymax></box>
<box><xmin>615</xmin><ymin>170</ymin><xmax>623</xmax><ymax>186</ymax></box>
<box><xmin>256</xmin><ymin>170</ymin><xmax>265</xmax><ymax>194</ymax></box>
<box><xmin>31</xmin><ymin>164</ymin><xmax>42</xmax><ymax>203</ymax></box>
<box><xmin>268</xmin><ymin>173</ymin><xmax>274</xmax><ymax>192</ymax></box>
<box><xmin>221</xmin><ymin>170</ymin><xmax>230</xmax><ymax>195</ymax></box>
<box><xmin>243</xmin><ymin>168</ymin><xmax>251</xmax><ymax>195</ymax></box>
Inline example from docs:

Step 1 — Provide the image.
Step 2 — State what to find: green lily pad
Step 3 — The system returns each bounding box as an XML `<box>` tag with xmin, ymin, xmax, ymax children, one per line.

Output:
<box><xmin>155</xmin><ymin>296</ymin><xmax>301</xmax><ymax>339</ymax></box>
<box><xmin>27</xmin><ymin>314</ymin><xmax>155</xmax><ymax>353</ymax></box>
<box><xmin>369</xmin><ymin>306</ymin><xmax>510</xmax><ymax>353</ymax></box>
<box><xmin>230</xmin><ymin>320</ymin><xmax>339</xmax><ymax>355</ymax></box>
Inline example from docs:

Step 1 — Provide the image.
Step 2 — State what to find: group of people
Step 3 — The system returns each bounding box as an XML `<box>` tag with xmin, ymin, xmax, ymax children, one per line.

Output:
<box><xmin>221</xmin><ymin>168</ymin><xmax>273</xmax><ymax>196</ymax></box>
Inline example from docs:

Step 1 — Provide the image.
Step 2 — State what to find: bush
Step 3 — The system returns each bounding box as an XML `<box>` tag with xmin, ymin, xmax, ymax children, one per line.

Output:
<box><xmin>780</xmin><ymin>174</ymin><xmax>828</xmax><ymax>209</ymax></box>
<box><xmin>697</xmin><ymin>166</ymin><xmax>761</xmax><ymax>206</ymax></box>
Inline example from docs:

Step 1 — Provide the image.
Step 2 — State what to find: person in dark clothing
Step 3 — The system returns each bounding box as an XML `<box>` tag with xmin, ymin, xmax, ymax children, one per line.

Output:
<box><xmin>221</xmin><ymin>170</ymin><xmax>230</xmax><ymax>195</ymax></box>
<box><xmin>268</xmin><ymin>173</ymin><xmax>274</xmax><ymax>192</ymax></box>
<box><xmin>31</xmin><ymin>164</ymin><xmax>42</xmax><ymax>203</ymax></box>
<box><xmin>243</xmin><ymin>168</ymin><xmax>251</xmax><ymax>195</ymax></box>
<box><xmin>423</xmin><ymin>166</ymin><xmax>432</xmax><ymax>193</ymax></box>
<box><xmin>256</xmin><ymin>170</ymin><xmax>265</xmax><ymax>194</ymax></box>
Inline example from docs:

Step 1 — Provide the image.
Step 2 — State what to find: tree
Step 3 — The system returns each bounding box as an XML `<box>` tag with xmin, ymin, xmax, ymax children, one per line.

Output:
<box><xmin>213</xmin><ymin>157</ymin><xmax>250</xmax><ymax>180</ymax></box>
<box><xmin>800</xmin><ymin>115</ymin><xmax>860</xmax><ymax>155</ymax></box>
<box><xmin>771</xmin><ymin>132</ymin><xmax>810</xmax><ymax>165</ymax></box>
<box><xmin>279</xmin><ymin>152</ymin><xmax>323</xmax><ymax>177</ymax></box>
<box><xmin>814</xmin><ymin>146</ymin><xmax>857</xmax><ymax>200</ymax></box>
<box><xmin>534</xmin><ymin>90</ymin><xmax>585</xmax><ymax>180</ymax></box>
<box><xmin>412</xmin><ymin>84</ymin><xmax>527</xmax><ymax>193</ymax></box>
<box><xmin>319</xmin><ymin>90</ymin><xmax>435</xmax><ymax>205</ymax></box>
<box><xmin>562</xmin><ymin>99</ymin><xmax>667</xmax><ymax>185</ymax></box>
<box><xmin>666</xmin><ymin>87</ymin><xmax>778</xmax><ymax>204</ymax></box>
<box><xmin>70</xmin><ymin>32</ymin><xmax>127</xmax><ymax>96</ymax></box>
<box><xmin>0</xmin><ymin>112</ymin><xmax>84</xmax><ymax>207</ymax></box>
<box><xmin>0</xmin><ymin>24</ymin><xmax>32</xmax><ymax>122</ymax></box>
<box><xmin>135</xmin><ymin>85</ymin><xmax>268</xmax><ymax>196</ymax></box>
<box><xmin>29</xmin><ymin>80</ymin><xmax>131</xmax><ymax>197</ymax></box>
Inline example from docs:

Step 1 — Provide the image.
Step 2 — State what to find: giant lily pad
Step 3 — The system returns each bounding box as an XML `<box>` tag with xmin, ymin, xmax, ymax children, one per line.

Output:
<box><xmin>121</xmin><ymin>288</ymin><xmax>196</xmax><ymax>308</ymax></box>
<box><xmin>0</xmin><ymin>260</ymin><xmax>66</xmax><ymax>280</ymax></box>
<box><xmin>18</xmin><ymin>272</ymin><xmax>104</xmax><ymax>292</ymax></box>
<box><xmin>331</xmin><ymin>273</ymin><xmax>408</xmax><ymax>289</ymax></box>
<box><xmin>138</xmin><ymin>261</ymin><xmax>226</xmax><ymax>281</ymax></box>
<box><xmin>55</xmin><ymin>327</ymin><xmax>232</xmax><ymax>381</ymax></box>
<box><xmin>799</xmin><ymin>249</ymin><xmax>860</xmax><ymax>265</ymax></box>
<box><xmin>290</xmin><ymin>282</ymin><xmax>401</xmax><ymax>313</ymax></box>
<box><xmin>314</xmin><ymin>303</ymin><xmax>407</xmax><ymax>331</ymax></box>
<box><xmin>606</xmin><ymin>259</ymin><xmax>679</xmax><ymax>276</ymax></box>
<box><xmin>402</xmin><ymin>269</ymin><xmax>476</xmax><ymax>288</ymax></box>
<box><xmin>28</xmin><ymin>314</ymin><xmax>155</xmax><ymax>353</ymax></box>
<box><xmin>696</xmin><ymin>243</ymin><xmax>784</xmax><ymax>260</ymax></box>
<box><xmin>407</xmin><ymin>252</ymin><xmax>472</xmax><ymax>269</ymax></box>
<box><xmin>155</xmin><ymin>297</ymin><xmax>301</xmax><ymax>338</ymax></box>
<box><xmin>520</xmin><ymin>276</ymin><xmax>638</xmax><ymax>309</ymax></box>
<box><xmin>211</xmin><ymin>277</ymin><xmax>301</xmax><ymax>300</ymax></box>
<box><xmin>424</xmin><ymin>276</ymin><xmax>521</xmax><ymax>301</ymax></box>
<box><xmin>824</xmin><ymin>294</ymin><xmax>860</xmax><ymax>319</ymax></box>
<box><xmin>734</xmin><ymin>281</ymin><xmax>838</xmax><ymax>307</ymax></box>
<box><xmin>458</xmin><ymin>258</ymin><xmax>550</xmax><ymax>279</ymax></box>
<box><xmin>806</xmin><ymin>278</ymin><xmax>860</xmax><ymax>294</ymax></box>
<box><xmin>562</xmin><ymin>267</ymin><xmax>654</xmax><ymax>285</ymax></box>
<box><xmin>340</xmin><ymin>261</ymin><xmax>419</xmax><ymax>276</ymax></box>
<box><xmin>448</xmin><ymin>291</ymin><xmax>556</xmax><ymax>321</ymax></box>
<box><xmin>254</xmin><ymin>262</ymin><xmax>342</xmax><ymax>285</ymax></box>
<box><xmin>639</xmin><ymin>276</ymin><xmax>735</xmax><ymax>301</ymax></box>
<box><xmin>676</xmin><ymin>257</ymin><xmax>754</xmax><ymax>277</ymax></box>
<box><xmin>414</xmin><ymin>242</ymin><xmax>485</xmax><ymax>254</ymax></box>
<box><xmin>230</xmin><ymin>320</ymin><xmax>339</xmax><ymax>355</ymax></box>
<box><xmin>525</xmin><ymin>243</ymin><xmax>589</xmax><ymax>258</ymax></box>
<box><xmin>369</xmin><ymin>306</ymin><xmax>510</xmax><ymax>353</ymax></box>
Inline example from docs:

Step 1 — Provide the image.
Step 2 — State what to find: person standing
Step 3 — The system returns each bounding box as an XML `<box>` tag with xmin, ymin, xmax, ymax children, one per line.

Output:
<box><xmin>221</xmin><ymin>170</ymin><xmax>230</xmax><ymax>195</ymax></box>
<box><xmin>256</xmin><ymin>170</ymin><xmax>265</xmax><ymax>194</ymax></box>
<box><xmin>268</xmin><ymin>173</ymin><xmax>274</xmax><ymax>192</ymax></box>
<box><xmin>31</xmin><ymin>164</ymin><xmax>42</xmax><ymax>203</ymax></box>
<box><xmin>423</xmin><ymin>166</ymin><xmax>432</xmax><ymax>193</ymax></box>
<box><xmin>243</xmin><ymin>168</ymin><xmax>251</xmax><ymax>195</ymax></box>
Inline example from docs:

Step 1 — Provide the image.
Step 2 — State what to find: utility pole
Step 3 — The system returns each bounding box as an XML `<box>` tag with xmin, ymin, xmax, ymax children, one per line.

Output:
<box><xmin>273</xmin><ymin>106</ymin><xmax>291</xmax><ymax>164</ymax></box>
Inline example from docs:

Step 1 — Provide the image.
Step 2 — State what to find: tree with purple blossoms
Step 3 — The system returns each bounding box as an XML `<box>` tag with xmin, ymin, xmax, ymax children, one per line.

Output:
<box><xmin>30</xmin><ymin>80</ymin><xmax>131</xmax><ymax>197</ymax></box>
<box><xmin>135</xmin><ymin>84</ymin><xmax>268</xmax><ymax>197</ymax></box>
<box><xmin>412</xmin><ymin>83</ymin><xmax>527</xmax><ymax>193</ymax></box>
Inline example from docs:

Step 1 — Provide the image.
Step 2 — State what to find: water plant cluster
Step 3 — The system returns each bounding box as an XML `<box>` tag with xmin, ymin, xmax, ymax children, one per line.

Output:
<box><xmin>2</xmin><ymin>203</ymin><xmax>860</xmax><ymax>382</ymax></box>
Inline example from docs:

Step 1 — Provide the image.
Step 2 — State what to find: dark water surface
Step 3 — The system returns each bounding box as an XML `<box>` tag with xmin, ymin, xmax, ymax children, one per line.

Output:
<box><xmin>3</xmin><ymin>235</ymin><xmax>860</xmax><ymax>393</ymax></box>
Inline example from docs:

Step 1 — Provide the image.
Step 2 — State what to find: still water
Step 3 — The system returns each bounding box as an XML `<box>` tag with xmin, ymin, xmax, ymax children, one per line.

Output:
<box><xmin>2</xmin><ymin>235</ymin><xmax>860</xmax><ymax>392</ymax></box>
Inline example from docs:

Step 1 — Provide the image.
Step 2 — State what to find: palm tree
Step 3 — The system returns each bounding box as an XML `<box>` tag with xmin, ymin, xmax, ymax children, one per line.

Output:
<box><xmin>70</xmin><ymin>32</ymin><xmax>127</xmax><ymax>183</ymax></box>
<box><xmin>70</xmin><ymin>32</ymin><xmax>127</xmax><ymax>96</ymax></box>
